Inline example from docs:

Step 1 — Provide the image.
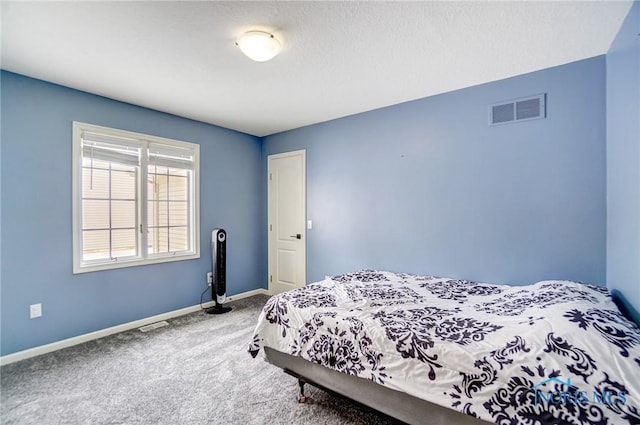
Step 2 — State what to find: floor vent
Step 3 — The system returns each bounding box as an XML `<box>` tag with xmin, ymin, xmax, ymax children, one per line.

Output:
<box><xmin>490</xmin><ymin>93</ymin><xmax>545</xmax><ymax>126</ymax></box>
<box><xmin>139</xmin><ymin>321</ymin><xmax>169</xmax><ymax>332</ymax></box>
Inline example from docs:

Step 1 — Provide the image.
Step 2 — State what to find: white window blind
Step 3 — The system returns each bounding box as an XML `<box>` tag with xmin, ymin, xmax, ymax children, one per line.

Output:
<box><xmin>148</xmin><ymin>143</ymin><xmax>194</xmax><ymax>169</ymax></box>
<box><xmin>82</xmin><ymin>134</ymin><xmax>141</xmax><ymax>167</ymax></box>
<box><xmin>73</xmin><ymin>122</ymin><xmax>200</xmax><ymax>273</ymax></box>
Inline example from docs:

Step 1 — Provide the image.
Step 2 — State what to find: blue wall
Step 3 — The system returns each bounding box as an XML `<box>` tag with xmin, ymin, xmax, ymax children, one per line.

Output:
<box><xmin>0</xmin><ymin>71</ymin><xmax>264</xmax><ymax>356</ymax></box>
<box><xmin>4</xmin><ymin>45</ymin><xmax>633</xmax><ymax>356</ymax></box>
<box><xmin>263</xmin><ymin>57</ymin><xmax>607</xmax><ymax>286</ymax></box>
<box><xmin>606</xmin><ymin>1</ymin><xmax>640</xmax><ymax>324</ymax></box>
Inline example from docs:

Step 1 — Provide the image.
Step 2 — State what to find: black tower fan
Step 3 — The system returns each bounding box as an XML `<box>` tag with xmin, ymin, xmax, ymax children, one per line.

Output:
<box><xmin>205</xmin><ymin>229</ymin><xmax>232</xmax><ymax>314</ymax></box>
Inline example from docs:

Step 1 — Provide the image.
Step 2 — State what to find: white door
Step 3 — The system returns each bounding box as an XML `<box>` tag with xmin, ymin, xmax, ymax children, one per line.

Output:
<box><xmin>268</xmin><ymin>150</ymin><xmax>306</xmax><ymax>294</ymax></box>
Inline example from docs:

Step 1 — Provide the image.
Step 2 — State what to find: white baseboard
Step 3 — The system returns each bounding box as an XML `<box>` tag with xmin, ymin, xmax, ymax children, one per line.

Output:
<box><xmin>224</xmin><ymin>288</ymin><xmax>269</xmax><ymax>303</ymax></box>
<box><xmin>0</xmin><ymin>288</ymin><xmax>269</xmax><ymax>366</ymax></box>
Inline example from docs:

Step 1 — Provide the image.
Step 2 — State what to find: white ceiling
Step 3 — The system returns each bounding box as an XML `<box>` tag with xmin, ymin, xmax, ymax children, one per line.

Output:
<box><xmin>1</xmin><ymin>1</ymin><xmax>633</xmax><ymax>137</ymax></box>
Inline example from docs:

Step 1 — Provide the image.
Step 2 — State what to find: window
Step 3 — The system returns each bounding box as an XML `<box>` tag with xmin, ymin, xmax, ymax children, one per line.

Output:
<box><xmin>72</xmin><ymin>122</ymin><xmax>199</xmax><ymax>273</ymax></box>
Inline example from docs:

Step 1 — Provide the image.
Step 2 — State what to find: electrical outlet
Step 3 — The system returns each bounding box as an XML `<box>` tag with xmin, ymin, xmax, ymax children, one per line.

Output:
<box><xmin>30</xmin><ymin>303</ymin><xmax>42</xmax><ymax>319</ymax></box>
<box><xmin>207</xmin><ymin>272</ymin><xmax>213</xmax><ymax>286</ymax></box>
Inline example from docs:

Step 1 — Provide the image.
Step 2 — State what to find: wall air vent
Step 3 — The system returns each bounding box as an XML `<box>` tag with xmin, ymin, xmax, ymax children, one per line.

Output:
<box><xmin>489</xmin><ymin>93</ymin><xmax>546</xmax><ymax>126</ymax></box>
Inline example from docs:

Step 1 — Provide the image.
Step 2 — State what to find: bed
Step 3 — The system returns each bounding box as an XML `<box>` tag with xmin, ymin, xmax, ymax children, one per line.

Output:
<box><xmin>248</xmin><ymin>270</ymin><xmax>640</xmax><ymax>424</ymax></box>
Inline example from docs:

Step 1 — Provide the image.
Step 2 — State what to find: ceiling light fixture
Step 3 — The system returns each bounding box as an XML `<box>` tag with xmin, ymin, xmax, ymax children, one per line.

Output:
<box><xmin>236</xmin><ymin>31</ymin><xmax>282</xmax><ymax>62</ymax></box>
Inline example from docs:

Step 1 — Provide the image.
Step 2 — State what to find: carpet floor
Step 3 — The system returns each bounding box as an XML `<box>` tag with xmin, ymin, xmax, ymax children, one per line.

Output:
<box><xmin>1</xmin><ymin>295</ymin><xmax>398</xmax><ymax>425</ymax></box>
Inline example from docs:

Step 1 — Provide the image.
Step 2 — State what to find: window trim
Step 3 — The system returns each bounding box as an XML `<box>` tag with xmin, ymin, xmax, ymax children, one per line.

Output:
<box><xmin>72</xmin><ymin>121</ymin><xmax>200</xmax><ymax>274</ymax></box>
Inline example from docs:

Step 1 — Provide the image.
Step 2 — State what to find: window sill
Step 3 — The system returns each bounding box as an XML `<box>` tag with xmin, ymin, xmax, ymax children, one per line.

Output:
<box><xmin>72</xmin><ymin>252</ymin><xmax>200</xmax><ymax>274</ymax></box>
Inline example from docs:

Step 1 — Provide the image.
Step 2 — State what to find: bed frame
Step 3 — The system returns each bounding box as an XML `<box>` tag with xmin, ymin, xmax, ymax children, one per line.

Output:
<box><xmin>264</xmin><ymin>347</ymin><xmax>492</xmax><ymax>425</ymax></box>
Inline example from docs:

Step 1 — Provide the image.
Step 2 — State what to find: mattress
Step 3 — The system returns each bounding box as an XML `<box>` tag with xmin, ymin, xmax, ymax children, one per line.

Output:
<box><xmin>249</xmin><ymin>270</ymin><xmax>640</xmax><ymax>424</ymax></box>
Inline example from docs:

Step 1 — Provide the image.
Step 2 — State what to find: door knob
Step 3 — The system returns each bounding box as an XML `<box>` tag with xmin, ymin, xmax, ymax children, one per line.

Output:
<box><xmin>290</xmin><ymin>234</ymin><xmax>302</xmax><ymax>239</ymax></box>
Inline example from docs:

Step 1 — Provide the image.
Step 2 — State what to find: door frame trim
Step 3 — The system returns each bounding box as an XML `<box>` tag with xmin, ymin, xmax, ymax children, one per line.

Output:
<box><xmin>267</xmin><ymin>149</ymin><xmax>306</xmax><ymax>294</ymax></box>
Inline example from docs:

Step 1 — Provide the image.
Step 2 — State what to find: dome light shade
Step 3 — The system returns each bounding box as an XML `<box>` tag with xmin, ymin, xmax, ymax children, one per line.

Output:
<box><xmin>236</xmin><ymin>31</ymin><xmax>282</xmax><ymax>62</ymax></box>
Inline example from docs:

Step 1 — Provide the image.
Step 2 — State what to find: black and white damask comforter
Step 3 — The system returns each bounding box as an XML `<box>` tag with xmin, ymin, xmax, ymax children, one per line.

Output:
<box><xmin>248</xmin><ymin>271</ymin><xmax>640</xmax><ymax>424</ymax></box>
